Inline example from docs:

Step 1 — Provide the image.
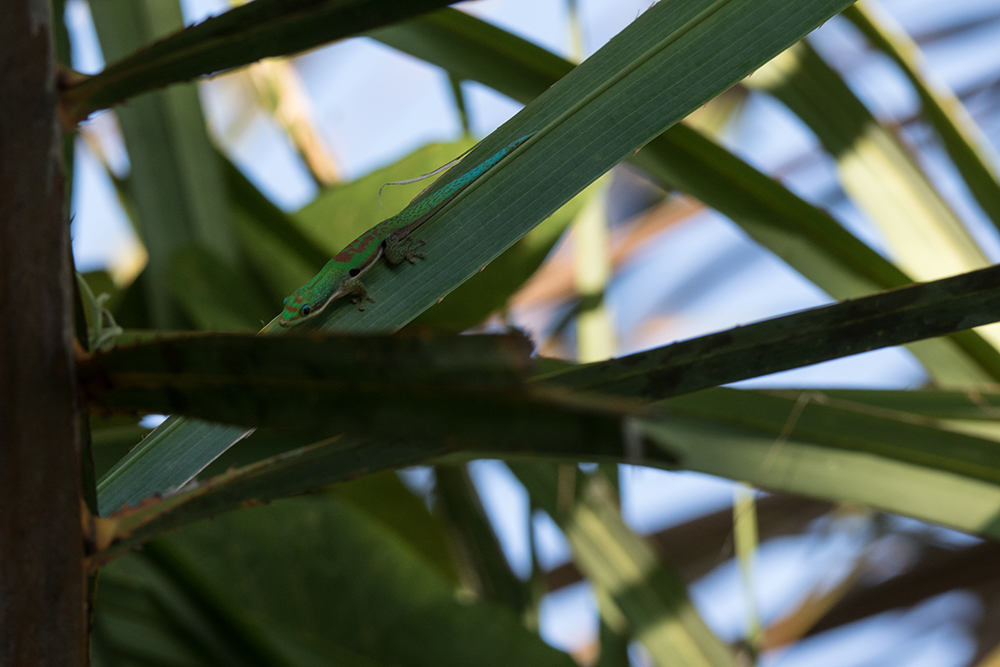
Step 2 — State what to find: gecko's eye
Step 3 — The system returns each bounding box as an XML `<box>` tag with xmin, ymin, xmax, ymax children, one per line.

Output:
<box><xmin>300</xmin><ymin>304</ymin><xmax>312</xmax><ymax>316</ymax></box>
<box><xmin>348</xmin><ymin>268</ymin><xmax>360</xmax><ymax>277</ymax></box>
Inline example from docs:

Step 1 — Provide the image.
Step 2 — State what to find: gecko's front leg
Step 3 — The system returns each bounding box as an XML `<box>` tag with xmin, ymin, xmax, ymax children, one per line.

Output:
<box><xmin>342</xmin><ymin>277</ymin><xmax>376</xmax><ymax>310</ymax></box>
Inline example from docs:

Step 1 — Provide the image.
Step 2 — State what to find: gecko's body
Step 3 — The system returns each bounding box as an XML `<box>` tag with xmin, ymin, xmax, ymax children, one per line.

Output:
<box><xmin>279</xmin><ymin>133</ymin><xmax>534</xmax><ymax>327</ymax></box>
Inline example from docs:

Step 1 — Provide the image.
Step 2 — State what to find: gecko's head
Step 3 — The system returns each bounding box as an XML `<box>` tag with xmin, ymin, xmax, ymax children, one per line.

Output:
<box><xmin>279</xmin><ymin>275</ymin><xmax>359</xmax><ymax>327</ymax></box>
<box><xmin>279</xmin><ymin>289</ymin><xmax>321</xmax><ymax>327</ymax></box>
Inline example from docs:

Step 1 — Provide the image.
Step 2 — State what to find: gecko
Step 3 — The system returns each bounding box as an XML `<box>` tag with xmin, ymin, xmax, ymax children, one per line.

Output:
<box><xmin>278</xmin><ymin>133</ymin><xmax>534</xmax><ymax>327</ymax></box>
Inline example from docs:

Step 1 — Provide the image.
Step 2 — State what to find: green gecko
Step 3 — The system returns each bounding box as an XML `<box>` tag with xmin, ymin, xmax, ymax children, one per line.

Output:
<box><xmin>279</xmin><ymin>132</ymin><xmax>534</xmax><ymax>326</ymax></box>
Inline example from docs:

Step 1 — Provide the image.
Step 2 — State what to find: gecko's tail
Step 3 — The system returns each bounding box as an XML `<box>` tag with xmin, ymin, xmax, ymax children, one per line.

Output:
<box><xmin>378</xmin><ymin>142</ymin><xmax>477</xmax><ymax>211</ymax></box>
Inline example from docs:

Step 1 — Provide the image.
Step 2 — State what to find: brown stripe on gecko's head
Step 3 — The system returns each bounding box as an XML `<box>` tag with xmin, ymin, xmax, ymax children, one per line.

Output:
<box><xmin>279</xmin><ymin>288</ymin><xmax>319</xmax><ymax>327</ymax></box>
<box><xmin>279</xmin><ymin>280</ymin><xmax>343</xmax><ymax>327</ymax></box>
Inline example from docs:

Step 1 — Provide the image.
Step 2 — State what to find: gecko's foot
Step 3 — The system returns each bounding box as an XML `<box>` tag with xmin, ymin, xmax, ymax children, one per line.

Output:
<box><xmin>354</xmin><ymin>295</ymin><xmax>376</xmax><ymax>311</ymax></box>
<box><xmin>404</xmin><ymin>239</ymin><xmax>426</xmax><ymax>263</ymax></box>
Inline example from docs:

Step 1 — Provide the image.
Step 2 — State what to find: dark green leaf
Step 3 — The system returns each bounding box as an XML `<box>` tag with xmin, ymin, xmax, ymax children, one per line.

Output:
<box><xmin>82</xmin><ymin>332</ymin><xmax>535</xmax><ymax>432</ymax></box>
<box><xmin>167</xmin><ymin>246</ymin><xmax>273</xmax><ymax>332</ymax></box>
<box><xmin>539</xmin><ymin>264</ymin><xmax>1000</xmax><ymax>400</ymax></box>
<box><xmin>63</xmin><ymin>0</ymin><xmax>458</xmax><ymax>120</ymax></box>
<box><xmin>98</xmin><ymin>495</ymin><xmax>574</xmax><ymax>666</ymax></box>
<box><xmin>638</xmin><ymin>387</ymin><xmax>1000</xmax><ymax>540</ymax></box>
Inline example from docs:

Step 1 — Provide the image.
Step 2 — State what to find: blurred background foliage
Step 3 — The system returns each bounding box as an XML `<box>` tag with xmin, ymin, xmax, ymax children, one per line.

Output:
<box><xmin>57</xmin><ymin>0</ymin><xmax>1000</xmax><ymax>665</ymax></box>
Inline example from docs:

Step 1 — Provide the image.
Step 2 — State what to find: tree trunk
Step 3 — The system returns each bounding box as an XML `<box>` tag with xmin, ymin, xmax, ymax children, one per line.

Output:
<box><xmin>0</xmin><ymin>0</ymin><xmax>86</xmax><ymax>664</ymax></box>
